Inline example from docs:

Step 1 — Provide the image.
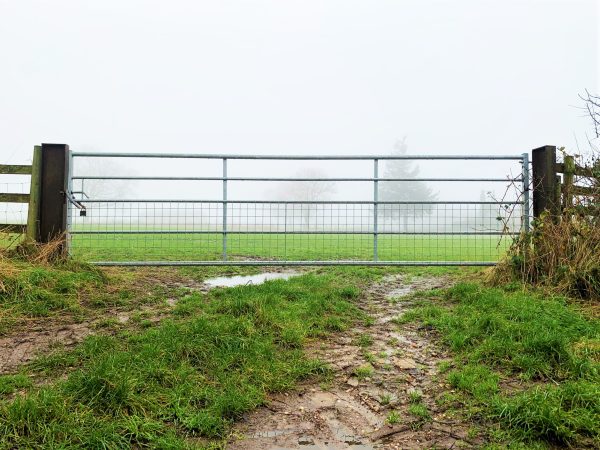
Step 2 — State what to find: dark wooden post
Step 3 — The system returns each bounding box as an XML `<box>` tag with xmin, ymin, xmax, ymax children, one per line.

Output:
<box><xmin>39</xmin><ymin>143</ymin><xmax>70</xmax><ymax>244</ymax></box>
<box><xmin>532</xmin><ymin>145</ymin><xmax>558</xmax><ymax>218</ymax></box>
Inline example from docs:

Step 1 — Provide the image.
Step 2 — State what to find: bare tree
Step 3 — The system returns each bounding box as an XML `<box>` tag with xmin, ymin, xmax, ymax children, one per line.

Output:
<box><xmin>276</xmin><ymin>168</ymin><xmax>337</xmax><ymax>227</ymax></box>
<box><xmin>73</xmin><ymin>158</ymin><xmax>134</xmax><ymax>200</ymax></box>
<box><xmin>580</xmin><ymin>89</ymin><xmax>600</xmax><ymax>140</ymax></box>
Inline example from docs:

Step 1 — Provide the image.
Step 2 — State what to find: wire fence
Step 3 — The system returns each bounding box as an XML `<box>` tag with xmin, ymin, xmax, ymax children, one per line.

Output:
<box><xmin>0</xmin><ymin>181</ymin><xmax>29</xmax><ymax>248</ymax></box>
<box><xmin>68</xmin><ymin>153</ymin><xmax>528</xmax><ymax>265</ymax></box>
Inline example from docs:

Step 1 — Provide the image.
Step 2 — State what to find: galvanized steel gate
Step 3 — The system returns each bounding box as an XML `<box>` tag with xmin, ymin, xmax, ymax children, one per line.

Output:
<box><xmin>67</xmin><ymin>152</ymin><xmax>529</xmax><ymax>266</ymax></box>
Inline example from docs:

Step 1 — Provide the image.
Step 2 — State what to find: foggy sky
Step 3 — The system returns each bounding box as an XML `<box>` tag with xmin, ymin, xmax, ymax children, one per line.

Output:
<box><xmin>1</xmin><ymin>0</ymin><xmax>598</xmax><ymax>164</ymax></box>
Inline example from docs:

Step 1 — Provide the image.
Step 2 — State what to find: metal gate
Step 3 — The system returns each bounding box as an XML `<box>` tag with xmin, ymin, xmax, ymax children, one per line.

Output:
<box><xmin>67</xmin><ymin>152</ymin><xmax>529</xmax><ymax>266</ymax></box>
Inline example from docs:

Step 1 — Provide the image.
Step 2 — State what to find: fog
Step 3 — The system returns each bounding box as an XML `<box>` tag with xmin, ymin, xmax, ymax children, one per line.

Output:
<box><xmin>0</xmin><ymin>0</ymin><xmax>598</xmax><ymax>232</ymax></box>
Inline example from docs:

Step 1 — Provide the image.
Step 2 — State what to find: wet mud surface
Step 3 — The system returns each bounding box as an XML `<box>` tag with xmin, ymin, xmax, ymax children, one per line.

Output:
<box><xmin>228</xmin><ymin>275</ymin><xmax>481</xmax><ymax>449</ymax></box>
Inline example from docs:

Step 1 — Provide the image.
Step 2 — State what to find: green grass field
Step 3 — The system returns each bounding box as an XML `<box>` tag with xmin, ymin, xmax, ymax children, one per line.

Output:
<box><xmin>69</xmin><ymin>232</ymin><xmax>512</xmax><ymax>263</ymax></box>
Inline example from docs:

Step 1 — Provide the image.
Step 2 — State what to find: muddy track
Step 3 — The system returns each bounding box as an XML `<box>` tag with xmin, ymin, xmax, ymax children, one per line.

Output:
<box><xmin>229</xmin><ymin>275</ymin><xmax>480</xmax><ymax>450</ymax></box>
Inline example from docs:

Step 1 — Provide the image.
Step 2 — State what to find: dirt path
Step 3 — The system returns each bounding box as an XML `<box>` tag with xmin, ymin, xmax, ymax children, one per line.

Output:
<box><xmin>228</xmin><ymin>275</ymin><xmax>480</xmax><ymax>449</ymax></box>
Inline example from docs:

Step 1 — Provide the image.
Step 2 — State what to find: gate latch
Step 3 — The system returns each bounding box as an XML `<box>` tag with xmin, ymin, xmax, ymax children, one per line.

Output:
<box><xmin>64</xmin><ymin>191</ymin><xmax>87</xmax><ymax>216</ymax></box>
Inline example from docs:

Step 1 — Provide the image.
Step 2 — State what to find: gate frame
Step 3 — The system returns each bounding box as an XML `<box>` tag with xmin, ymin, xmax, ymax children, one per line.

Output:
<box><xmin>64</xmin><ymin>150</ymin><xmax>529</xmax><ymax>266</ymax></box>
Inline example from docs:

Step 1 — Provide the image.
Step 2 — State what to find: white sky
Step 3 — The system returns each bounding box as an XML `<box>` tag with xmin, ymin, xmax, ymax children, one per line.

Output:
<box><xmin>1</xmin><ymin>0</ymin><xmax>598</xmax><ymax>162</ymax></box>
<box><xmin>0</xmin><ymin>0</ymin><xmax>598</xmax><ymax>208</ymax></box>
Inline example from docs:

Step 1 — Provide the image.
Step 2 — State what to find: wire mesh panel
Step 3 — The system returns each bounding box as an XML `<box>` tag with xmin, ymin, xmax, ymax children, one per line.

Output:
<box><xmin>67</xmin><ymin>153</ymin><xmax>528</xmax><ymax>265</ymax></box>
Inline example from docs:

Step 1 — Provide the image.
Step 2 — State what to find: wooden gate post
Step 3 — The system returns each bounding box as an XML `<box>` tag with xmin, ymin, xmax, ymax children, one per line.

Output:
<box><xmin>532</xmin><ymin>145</ymin><xmax>558</xmax><ymax>218</ymax></box>
<box><xmin>25</xmin><ymin>145</ymin><xmax>42</xmax><ymax>241</ymax></box>
<box><xmin>39</xmin><ymin>143</ymin><xmax>70</xmax><ymax>244</ymax></box>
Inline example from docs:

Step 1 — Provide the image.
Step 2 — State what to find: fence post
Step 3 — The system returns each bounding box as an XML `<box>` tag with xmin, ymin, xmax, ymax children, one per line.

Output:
<box><xmin>39</xmin><ymin>143</ymin><xmax>70</xmax><ymax>245</ymax></box>
<box><xmin>531</xmin><ymin>145</ymin><xmax>558</xmax><ymax>218</ymax></box>
<box><xmin>562</xmin><ymin>155</ymin><xmax>575</xmax><ymax>209</ymax></box>
<box><xmin>25</xmin><ymin>145</ymin><xmax>42</xmax><ymax>241</ymax></box>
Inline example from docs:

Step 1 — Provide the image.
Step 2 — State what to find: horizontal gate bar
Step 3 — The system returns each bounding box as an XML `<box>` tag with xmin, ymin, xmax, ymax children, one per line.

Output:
<box><xmin>0</xmin><ymin>164</ymin><xmax>32</xmax><ymax>175</ymax></box>
<box><xmin>91</xmin><ymin>260</ymin><xmax>499</xmax><ymax>266</ymax></box>
<box><xmin>77</xmin><ymin>199</ymin><xmax>523</xmax><ymax>205</ymax></box>
<box><xmin>72</xmin><ymin>152</ymin><xmax>524</xmax><ymax>160</ymax></box>
<box><xmin>0</xmin><ymin>193</ymin><xmax>30</xmax><ymax>203</ymax></box>
<box><xmin>0</xmin><ymin>223</ymin><xmax>27</xmax><ymax>233</ymax></box>
<box><xmin>70</xmin><ymin>230</ymin><xmax>517</xmax><ymax>236</ymax></box>
<box><xmin>71</xmin><ymin>175</ymin><xmax>522</xmax><ymax>182</ymax></box>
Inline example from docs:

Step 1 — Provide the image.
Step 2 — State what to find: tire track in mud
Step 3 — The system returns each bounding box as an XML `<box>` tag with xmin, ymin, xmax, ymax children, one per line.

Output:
<box><xmin>228</xmin><ymin>275</ymin><xmax>480</xmax><ymax>450</ymax></box>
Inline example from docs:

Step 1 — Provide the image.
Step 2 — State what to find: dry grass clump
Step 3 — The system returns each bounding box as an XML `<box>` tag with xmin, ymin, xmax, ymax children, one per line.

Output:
<box><xmin>491</xmin><ymin>215</ymin><xmax>599</xmax><ymax>299</ymax></box>
<box><xmin>491</xmin><ymin>156</ymin><xmax>599</xmax><ymax>300</ymax></box>
<box><xmin>0</xmin><ymin>234</ymin><xmax>68</xmax><ymax>265</ymax></box>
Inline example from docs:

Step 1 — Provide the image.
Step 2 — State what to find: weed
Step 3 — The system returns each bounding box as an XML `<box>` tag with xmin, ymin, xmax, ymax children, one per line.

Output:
<box><xmin>408</xmin><ymin>390</ymin><xmax>422</xmax><ymax>404</ymax></box>
<box><xmin>408</xmin><ymin>403</ymin><xmax>430</xmax><ymax>420</ymax></box>
<box><xmin>379</xmin><ymin>394</ymin><xmax>392</xmax><ymax>406</ymax></box>
<box><xmin>363</xmin><ymin>316</ymin><xmax>376</xmax><ymax>327</ymax></box>
<box><xmin>353</xmin><ymin>365</ymin><xmax>374</xmax><ymax>380</ymax></box>
<box><xmin>386</xmin><ymin>410</ymin><xmax>401</xmax><ymax>424</ymax></box>
<box><xmin>387</xmin><ymin>337</ymin><xmax>399</xmax><ymax>346</ymax></box>
<box><xmin>362</xmin><ymin>351</ymin><xmax>377</xmax><ymax>364</ymax></box>
<box><xmin>356</xmin><ymin>334</ymin><xmax>374</xmax><ymax>348</ymax></box>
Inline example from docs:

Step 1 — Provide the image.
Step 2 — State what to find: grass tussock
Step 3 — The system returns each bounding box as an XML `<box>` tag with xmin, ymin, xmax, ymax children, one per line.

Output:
<box><xmin>0</xmin><ymin>272</ymin><xmax>363</xmax><ymax>448</ymax></box>
<box><xmin>0</xmin><ymin>257</ymin><xmax>106</xmax><ymax>334</ymax></box>
<box><xmin>398</xmin><ymin>282</ymin><xmax>600</xmax><ymax>446</ymax></box>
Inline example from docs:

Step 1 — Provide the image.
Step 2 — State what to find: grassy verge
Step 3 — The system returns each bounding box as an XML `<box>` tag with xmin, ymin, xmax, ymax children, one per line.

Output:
<box><xmin>0</xmin><ymin>256</ymin><xmax>270</xmax><ymax>336</ymax></box>
<box><xmin>0</xmin><ymin>268</ymin><xmax>367</xmax><ymax>448</ymax></box>
<box><xmin>398</xmin><ymin>282</ymin><xmax>600</xmax><ymax>447</ymax></box>
<box><xmin>0</xmin><ymin>259</ymin><xmax>107</xmax><ymax>335</ymax></box>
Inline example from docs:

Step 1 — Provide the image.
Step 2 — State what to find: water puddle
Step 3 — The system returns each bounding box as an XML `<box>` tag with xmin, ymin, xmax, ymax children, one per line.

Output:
<box><xmin>386</xmin><ymin>286</ymin><xmax>413</xmax><ymax>298</ymax></box>
<box><xmin>322</xmin><ymin>411</ymin><xmax>375</xmax><ymax>449</ymax></box>
<box><xmin>203</xmin><ymin>272</ymin><xmax>300</xmax><ymax>289</ymax></box>
<box><xmin>250</xmin><ymin>429</ymin><xmax>294</xmax><ymax>438</ymax></box>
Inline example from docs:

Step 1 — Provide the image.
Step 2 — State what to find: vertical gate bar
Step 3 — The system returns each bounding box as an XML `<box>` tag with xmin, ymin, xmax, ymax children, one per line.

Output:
<box><xmin>521</xmin><ymin>152</ymin><xmax>530</xmax><ymax>232</ymax></box>
<box><xmin>222</xmin><ymin>158</ymin><xmax>228</xmax><ymax>261</ymax></box>
<box><xmin>66</xmin><ymin>149</ymin><xmax>73</xmax><ymax>255</ymax></box>
<box><xmin>373</xmin><ymin>158</ymin><xmax>379</xmax><ymax>261</ymax></box>
<box><xmin>284</xmin><ymin>203</ymin><xmax>287</xmax><ymax>261</ymax></box>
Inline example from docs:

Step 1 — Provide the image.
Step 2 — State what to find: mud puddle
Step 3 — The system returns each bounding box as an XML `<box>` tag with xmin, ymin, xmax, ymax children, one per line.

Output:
<box><xmin>229</xmin><ymin>275</ymin><xmax>480</xmax><ymax>449</ymax></box>
<box><xmin>0</xmin><ymin>322</ymin><xmax>92</xmax><ymax>374</ymax></box>
<box><xmin>203</xmin><ymin>272</ymin><xmax>300</xmax><ymax>288</ymax></box>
